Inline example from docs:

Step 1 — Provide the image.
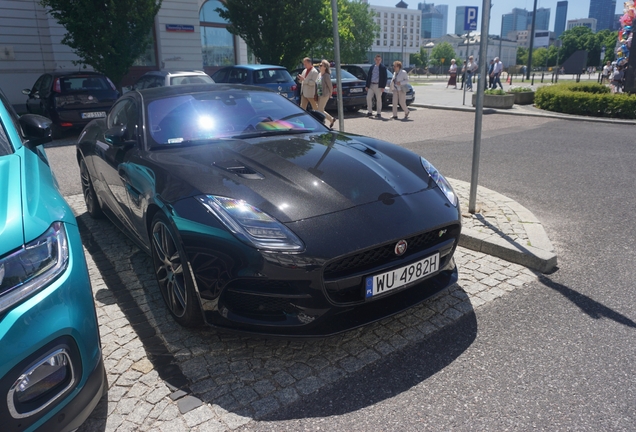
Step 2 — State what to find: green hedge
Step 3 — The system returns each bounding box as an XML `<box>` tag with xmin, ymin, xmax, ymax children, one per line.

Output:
<box><xmin>535</xmin><ymin>83</ymin><xmax>636</xmax><ymax>119</ymax></box>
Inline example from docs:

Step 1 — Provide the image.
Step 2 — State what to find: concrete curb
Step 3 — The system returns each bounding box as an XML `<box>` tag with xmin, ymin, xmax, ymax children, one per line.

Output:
<box><xmin>449</xmin><ymin>179</ymin><xmax>558</xmax><ymax>274</ymax></box>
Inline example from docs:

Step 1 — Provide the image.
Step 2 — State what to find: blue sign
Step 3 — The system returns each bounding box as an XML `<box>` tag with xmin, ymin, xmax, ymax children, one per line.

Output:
<box><xmin>464</xmin><ymin>6</ymin><xmax>478</xmax><ymax>32</ymax></box>
<box><xmin>166</xmin><ymin>24</ymin><xmax>195</xmax><ymax>32</ymax></box>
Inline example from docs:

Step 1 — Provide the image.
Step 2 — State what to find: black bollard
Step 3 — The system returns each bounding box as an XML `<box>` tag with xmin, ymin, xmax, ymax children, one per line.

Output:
<box><xmin>531</xmin><ymin>73</ymin><xmax>535</xmax><ymax>85</ymax></box>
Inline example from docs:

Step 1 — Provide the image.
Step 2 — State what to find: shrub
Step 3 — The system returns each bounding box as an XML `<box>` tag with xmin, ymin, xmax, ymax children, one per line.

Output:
<box><xmin>535</xmin><ymin>83</ymin><xmax>636</xmax><ymax>118</ymax></box>
<box><xmin>508</xmin><ymin>86</ymin><xmax>533</xmax><ymax>93</ymax></box>
<box><xmin>484</xmin><ymin>89</ymin><xmax>507</xmax><ymax>95</ymax></box>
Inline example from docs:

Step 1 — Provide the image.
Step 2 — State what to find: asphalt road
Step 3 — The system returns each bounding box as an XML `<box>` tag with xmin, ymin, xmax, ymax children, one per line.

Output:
<box><xmin>46</xmin><ymin>108</ymin><xmax>636</xmax><ymax>431</ymax></box>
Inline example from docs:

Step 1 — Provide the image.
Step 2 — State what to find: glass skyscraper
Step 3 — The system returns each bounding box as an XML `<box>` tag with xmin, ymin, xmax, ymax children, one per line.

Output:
<box><xmin>588</xmin><ymin>0</ymin><xmax>617</xmax><ymax>31</ymax></box>
<box><xmin>555</xmin><ymin>1</ymin><xmax>568</xmax><ymax>37</ymax></box>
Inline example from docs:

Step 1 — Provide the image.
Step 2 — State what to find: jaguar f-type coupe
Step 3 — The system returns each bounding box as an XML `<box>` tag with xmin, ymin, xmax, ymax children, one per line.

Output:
<box><xmin>76</xmin><ymin>84</ymin><xmax>461</xmax><ymax>336</ymax></box>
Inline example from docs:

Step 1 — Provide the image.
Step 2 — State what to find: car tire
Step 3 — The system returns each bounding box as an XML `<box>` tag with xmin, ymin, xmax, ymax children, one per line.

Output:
<box><xmin>80</xmin><ymin>159</ymin><xmax>104</xmax><ymax>219</ymax></box>
<box><xmin>150</xmin><ymin>212</ymin><xmax>203</xmax><ymax>328</ymax></box>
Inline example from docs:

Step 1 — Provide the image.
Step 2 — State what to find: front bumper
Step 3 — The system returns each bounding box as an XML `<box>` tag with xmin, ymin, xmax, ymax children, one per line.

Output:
<box><xmin>0</xmin><ymin>223</ymin><xmax>105</xmax><ymax>431</ymax></box>
<box><xmin>176</xmin><ymin>189</ymin><xmax>461</xmax><ymax>337</ymax></box>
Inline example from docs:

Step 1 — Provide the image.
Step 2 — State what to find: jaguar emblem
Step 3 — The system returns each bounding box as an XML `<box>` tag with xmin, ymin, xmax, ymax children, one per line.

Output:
<box><xmin>394</xmin><ymin>240</ymin><xmax>408</xmax><ymax>256</ymax></box>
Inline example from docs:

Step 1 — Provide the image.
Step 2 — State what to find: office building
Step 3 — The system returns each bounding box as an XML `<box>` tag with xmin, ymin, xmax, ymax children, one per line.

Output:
<box><xmin>454</xmin><ymin>5</ymin><xmax>472</xmax><ymax>35</ymax></box>
<box><xmin>588</xmin><ymin>0</ymin><xmax>617</xmax><ymax>31</ymax></box>
<box><xmin>554</xmin><ymin>1</ymin><xmax>568</xmax><ymax>37</ymax></box>
<box><xmin>418</xmin><ymin>2</ymin><xmax>448</xmax><ymax>38</ymax></box>
<box><xmin>567</xmin><ymin>18</ymin><xmax>597</xmax><ymax>32</ymax></box>
<box><xmin>369</xmin><ymin>2</ymin><xmax>422</xmax><ymax>65</ymax></box>
<box><xmin>534</xmin><ymin>7</ymin><xmax>551</xmax><ymax>31</ymax></box>
<box><xmin>501</xmin><ymin>8</ymin><xmax>528</xmax><ymax>37</ymax></box>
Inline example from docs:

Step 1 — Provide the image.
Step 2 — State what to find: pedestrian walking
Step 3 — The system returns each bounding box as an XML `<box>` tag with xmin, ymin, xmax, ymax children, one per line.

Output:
<box><xmin>601</xmin><ymin>61</ymin><xmax>611</xmax><ymax>84</ymax></box>
<box><xmin>486</xmin><ymin>59</ymin><xmax>494</xmax><ymax>90</ymax></box>
<box><xmin>297</xmin><ymin>57</ymin><xmax>319</xmax><ymax>111</ymax></box>
<box><xmin>466</xmin><ymin>55</ymin><xmax>477</xmax><ymax>91</ymax></box>
<box><xmin>611</xmin><ymin>65</ymin><xmax>624</xmax><ymax>93</ymax></box>
<box><xmin>315</xmin><ymin>59</ymin><xmax>335</xmax><ymax>128</ymax></box>
<box><xmin>446</xmin><ymin>59</ymin><xmax>457</xmax><ymax>89</ymax></box>
<box><xmin>365</xmin><ymin>54</ymin><xmax>388</xmax><ymax>118</ymax></box>
<box><xmin>490</xmin><ymin>57</ymin><xmax>504</xmax><ymax>90</ymax></box>
<box><xmin>390</xmin><ymin>60</ymin><xmax>410</xmax><ymax>120</ymax></box>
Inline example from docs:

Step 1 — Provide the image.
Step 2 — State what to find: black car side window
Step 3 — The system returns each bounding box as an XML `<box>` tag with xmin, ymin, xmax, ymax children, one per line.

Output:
<box><xmin>31</xmin><ymin>76</ymin><xmax>44</xmax><ymax>95</ymax></box>
<box><xmin>123</xmin><ymin>101</ymin><xmax>139</xmax><ymax>142</ymax></box>
<box><xmin>108</xmin><ymin>100</ymin><xmax>130</xmax><ymax>129</ymax></box>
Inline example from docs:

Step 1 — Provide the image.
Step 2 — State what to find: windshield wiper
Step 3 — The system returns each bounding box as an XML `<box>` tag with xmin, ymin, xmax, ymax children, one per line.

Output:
<box><xmin>232</xmin><ymin>129</ymin><xmax>312</xmax><ymax>139</ymax></box>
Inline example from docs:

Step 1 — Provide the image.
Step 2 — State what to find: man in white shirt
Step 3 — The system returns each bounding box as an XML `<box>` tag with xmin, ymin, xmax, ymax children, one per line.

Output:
<box><xmin>490</xmin><ymin>57</ymin><xmax>504</xmax><ymax>90</ymax></box>
<box><xmin>601</xmin><ymin>61</ymin><xmax>611</xmax><ymax>84</ymax></box>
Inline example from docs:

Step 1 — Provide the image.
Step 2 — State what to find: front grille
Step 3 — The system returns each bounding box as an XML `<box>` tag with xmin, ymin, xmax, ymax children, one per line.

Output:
<box><xmin>324</xmin><ymin>224</ymin><xmax>460</xmax><ymax>280</ymax></box>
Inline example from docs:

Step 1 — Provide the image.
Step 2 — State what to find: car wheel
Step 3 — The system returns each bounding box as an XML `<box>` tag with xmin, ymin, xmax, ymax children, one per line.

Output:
<box><xmin>80</xmin><ymin>159</ymin><xmax>104</xmax><ymax>219</ymax></box>
<box><xmin>151</xmin><ymin>213</ymin><xmax>203</xmax><ymax>327</ymax></box>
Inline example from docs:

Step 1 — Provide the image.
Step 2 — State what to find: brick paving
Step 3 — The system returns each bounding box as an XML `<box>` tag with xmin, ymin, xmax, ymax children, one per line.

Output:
<box><xmin>65</xmin><ymin>191</ymin><xmax>538</xmax><ymax>431</ymax></box>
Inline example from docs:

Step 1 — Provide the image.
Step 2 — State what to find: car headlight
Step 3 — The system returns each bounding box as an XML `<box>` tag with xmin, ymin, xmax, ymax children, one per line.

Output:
<box><xmin>420</xmin><ymin>157</ymin><xmax>458</xmax><ymax>207</ymax></box>
<box><xmin>0</xmin><ymin>222</ymin><xmax>69</xmax><ymax>314</ymax></box>
<box><xmin>196</xmin><ymin>195</ymin><xmax>305</xmax><ymax>252</ymax></box>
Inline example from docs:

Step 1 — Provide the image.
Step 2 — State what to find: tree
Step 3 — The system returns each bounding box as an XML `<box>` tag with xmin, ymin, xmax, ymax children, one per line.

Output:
<box><xmin>516</xmin><ymin>47</ymin><xmax>528</xmax><ymax>65</ymax></box>
<box><xmin>411</xmin><ymin>47</ymin><xmax>429</xmax><ymax>69</ymax></box>
<box><xmin>312</xmin><ymin>0</ymin><xmax>378</xmax><ymax>64</ymax></box>
<box><xmin>218</xmin><ymin>0</ymin><xmax>330</xmax><ymax>70</ymax></box>
<box><xmin>39</xmin><ymin>0</ymin><xmax>162</xmax><ymax>87</ymax></box>
<box><xmin>430</xmin><ymin>42</ymin><xmax>456</xmax><ymax>71</ymax></box>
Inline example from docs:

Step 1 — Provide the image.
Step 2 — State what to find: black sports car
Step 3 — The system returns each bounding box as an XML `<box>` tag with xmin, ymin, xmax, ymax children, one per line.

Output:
<box><xmin>76</xmin><ymin>84</ymin><xmax>461</xmax><ymax>337</ymax></box>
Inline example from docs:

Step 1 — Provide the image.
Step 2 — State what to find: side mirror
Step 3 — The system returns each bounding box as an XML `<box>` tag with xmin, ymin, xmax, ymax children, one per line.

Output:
<box><xmin>19</xmin><ymin>114</ymin><xmax>52</xmax><ymax>149</ymax></box>
<box><xmin>104</xmin><ymin>125</ymin><xmax>134</xmax><ymax>147</ymax></box>
<box><xmin>22</xmin><ymin>89</ymin><xmax>31</xmax><ymax>96</ymax></box>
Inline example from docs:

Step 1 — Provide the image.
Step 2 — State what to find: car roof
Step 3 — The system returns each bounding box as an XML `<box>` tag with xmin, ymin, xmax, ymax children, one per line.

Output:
<box><xmin>142</xmin><ymin>70</ymin><xmax>208</xmax><ymax>77</ymax></box>
<box><xmin>218</xmin><ymin>64</ymin><xmax>287</xmax><ymax>71</ymax></box>
<box><xmin>48</xmin><ymin>71</ymin><xmax>107</xmax><ymax>78</ymax></box>
<box><xmin>135</xmin><ymin>83</ymin><xmax>276</xmax><ymax>102</ymax></box>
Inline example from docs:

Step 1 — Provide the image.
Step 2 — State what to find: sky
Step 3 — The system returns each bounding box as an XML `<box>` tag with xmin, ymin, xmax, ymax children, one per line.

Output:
<box><xmin>368</xmin><ymin>0</ymin><xmax>626</xmax><ymax>35</ymax></box>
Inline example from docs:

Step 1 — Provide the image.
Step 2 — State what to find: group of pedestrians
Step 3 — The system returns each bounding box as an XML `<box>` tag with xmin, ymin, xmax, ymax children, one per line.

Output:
<box><xmin>601</xmin><ymin>60</ymin><xmax>626</xmax><ymax>94</ymax></box>
<box><xmin>297</xmin><ymin>54</ymin><xmax>410</xmax><ymax>123</ymax></box>
<box><xmin>446</xmin><ymin>56</ymin><xmax>504</xmax><ymax>91</ymax></box>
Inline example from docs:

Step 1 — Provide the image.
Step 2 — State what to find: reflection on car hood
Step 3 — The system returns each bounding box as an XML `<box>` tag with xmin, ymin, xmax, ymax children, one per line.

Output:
<box><xmin>0</xmin><ymin>154</ymin><xmax>24</xmax><ymax>255</ymax></box>
<box><xmin>154</xmin><ymin>132</ymin><xmax>434</xmax><ymax>223</ymax></box>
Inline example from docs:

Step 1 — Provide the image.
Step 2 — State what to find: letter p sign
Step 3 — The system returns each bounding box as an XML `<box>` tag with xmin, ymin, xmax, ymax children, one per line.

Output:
<box><xmin>464</xmin><ymin>6</ymin><xmax>478</xmax><ymax>32</ymax></box>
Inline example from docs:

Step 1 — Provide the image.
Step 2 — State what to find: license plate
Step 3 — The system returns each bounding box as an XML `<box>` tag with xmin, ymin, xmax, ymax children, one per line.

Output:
<box><xmin>365</xmin><ymin>253</ymin><xmax>439</xmax><ymax>298</ymax></box>
<box><xmin>350</xmin><ymin>88</ymin><xmax>363</xmax><ymax>93</ymax></box>
<box><xmin>81</xmin><ymin>111</ymin><xmax>106</xmax><ymax>119</ymax></box>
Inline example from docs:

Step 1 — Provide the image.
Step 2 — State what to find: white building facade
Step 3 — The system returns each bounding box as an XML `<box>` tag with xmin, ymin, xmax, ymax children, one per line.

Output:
<box><xmin>368</xmin><ymin>2</ymin><xmax>421</xmax><ymax>66</ymax></box>
<box><xmin>0</xmin><ymin>0</ymin><xmax>250</xmax><ymax>106</ymax></box>
<box><xmin>566</xmin><ymin>18</ymin><xmax>598</xmax><ymax>32</ymax></box>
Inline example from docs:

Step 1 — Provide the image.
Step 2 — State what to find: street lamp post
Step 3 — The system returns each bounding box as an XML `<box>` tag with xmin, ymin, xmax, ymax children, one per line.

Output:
<box><xmin>401</xmin><ymin>26</ymin><xmax>405</xmax><ymax>64</ymax></box>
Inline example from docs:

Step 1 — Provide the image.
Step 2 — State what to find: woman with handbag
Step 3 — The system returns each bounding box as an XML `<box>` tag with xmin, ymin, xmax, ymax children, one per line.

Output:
<box><xmin>315</xmin><ymin>59</ymin><xmax>336</xmax><ymax>128</ymax></box>
<box><xmin>390</xmin><ymin>60</ymin><xmax>410</xmax><ymax>120</ymax></box>
<box><xmin>446</xmin><ymin>59</ymin><xmax>457</xmax><ymax>89</ymax></box>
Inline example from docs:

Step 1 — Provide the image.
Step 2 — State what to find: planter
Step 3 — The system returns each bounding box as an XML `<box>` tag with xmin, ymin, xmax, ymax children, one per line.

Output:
<box><xmin>509</xmin><ymin>91</ymin><xmax>535</xmax><ymax>105</ymax></box>
<box><xmin>472</xmin><ymin>93</ymin><xmax>515</xmax><ymax>109</ymax></box>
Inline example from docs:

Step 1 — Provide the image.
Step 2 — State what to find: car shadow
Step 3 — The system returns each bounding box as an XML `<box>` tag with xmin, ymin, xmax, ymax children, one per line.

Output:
<box><xmin>72</xmin><ymin>202</ymin><xmax>477</xmax><ymax>425</ymax></box>
<box><xmin>258</xmin><ymin>311</ymin><xmax>477</xmax><ymax>421</ymax></box>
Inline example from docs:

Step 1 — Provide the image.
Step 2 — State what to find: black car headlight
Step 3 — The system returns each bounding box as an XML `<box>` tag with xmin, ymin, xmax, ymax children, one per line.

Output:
<box><xmin>420</xmin><ymin>157</ymin><xmax>458</xmax><ymax>207</ymax></box>
<box><xmin>197</xmin><ymin>195</ymin><xmax>305</xmax><ymax>252</ymax></box>
<box><xmin>0</xmin><ymin>222</ymin><xmax>69</xmax><ymax>314</ymax></box>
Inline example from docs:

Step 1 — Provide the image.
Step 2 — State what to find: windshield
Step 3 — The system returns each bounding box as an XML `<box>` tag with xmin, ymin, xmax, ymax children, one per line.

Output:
<box><xmin>331</xmin><ymin>69</ymin><xmax>357</xmax><ymax>80</ymax></box>
<box><xmin>147</xmin><ymin>90</ymin><xmax>326</xmax><ymax>145</ymax></box>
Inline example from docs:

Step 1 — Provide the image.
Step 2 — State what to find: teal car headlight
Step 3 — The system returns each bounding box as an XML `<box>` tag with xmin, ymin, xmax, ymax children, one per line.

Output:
<box><xmin>420</xmin><ymin>157</ymin><xmax>458</xmax><ymax>207</ymax></box>
<box><xmin>197</xmin><ymin>195</ymin><xmax>305</xmax><ymax>252</ymax></box>
<box><xmin>0</xmin><ymin>222</ymin><xmax>69</xmax><ymax>314</ymax></box>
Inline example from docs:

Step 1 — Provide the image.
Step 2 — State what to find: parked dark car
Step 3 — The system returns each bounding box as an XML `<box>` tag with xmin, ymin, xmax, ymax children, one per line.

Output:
<box><xmin>291</xmin><ymin>67</ymin><xmax>367</xmax><ymax>112</ymax></box>
<box><xmin>129</xmin><ymin>70</ymin><xmax>214</xmax><ymax>91</ymax></box>
<box><xmin>76</xmin><ymin>84</ymin><xmax>461</xmax><ymax>337</ymax></box>
<box><xmin>341</xmin><ymin>64</ymin><xmax>416</xmax><ymax>109</ymax></box>
<box><xmin>22</xmin><ymin>71</ymin><xmax>119</xmax><ymax>138</ymax></box>
<box><xmin>0</xmin><ymin>86</ymin><xmax>106</xmax><ymax>431</ymax></box>
<box><xmin>211</xmin><ymin>65</ymin><xmax>298</xmax><ymax>104</ymax></box>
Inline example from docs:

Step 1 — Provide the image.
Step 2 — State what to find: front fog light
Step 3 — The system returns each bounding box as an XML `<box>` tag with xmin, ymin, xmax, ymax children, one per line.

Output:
<box><xmin>8</xmin><ymin>349</ymin><xmax>75</xmax><ymax>418</ymax></box>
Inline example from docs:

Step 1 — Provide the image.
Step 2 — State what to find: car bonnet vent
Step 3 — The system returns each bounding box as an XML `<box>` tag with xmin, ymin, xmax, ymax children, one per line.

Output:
<box><xmin>213</xmin><ymin>160</ymin><xmax>264</xmax><ymax>179</ymax></box>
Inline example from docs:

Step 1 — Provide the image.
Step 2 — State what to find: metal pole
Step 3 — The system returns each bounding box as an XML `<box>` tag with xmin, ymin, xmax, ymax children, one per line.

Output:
<box><xmin>526</xmin><ymin>0</ymin><xmax>538</xmax><ymax>80</ymax></box>
<box><xmin>331</xmin><ymin>0</ymin><xmax>344</xmax><ymax>131</ymax></box>
<box><xmin>463</xmin><ymin>33</ymin><xmax>470</xmax><ymax>106</ymax></box>
<box><xmin>468</xmin><ymin>0</ymin><xmax>491</xmax><ymax>214</ymax></box>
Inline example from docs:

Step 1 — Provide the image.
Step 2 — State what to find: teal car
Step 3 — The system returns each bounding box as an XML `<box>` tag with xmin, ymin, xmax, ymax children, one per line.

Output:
<box><xmin>0</xmin><ymin>88</ymin><xmax>105</xmax><ymax>431</ymax></box>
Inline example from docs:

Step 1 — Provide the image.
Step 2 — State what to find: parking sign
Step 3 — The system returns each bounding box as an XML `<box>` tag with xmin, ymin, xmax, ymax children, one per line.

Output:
<box><xmin>464</xmin><ymin>6</ymin><xmax>478</xmax><ymax>31</ymax></box>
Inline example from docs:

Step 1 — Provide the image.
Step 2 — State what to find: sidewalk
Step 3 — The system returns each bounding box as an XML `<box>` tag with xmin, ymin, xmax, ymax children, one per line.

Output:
<box><xmin>407</xmin><ymin>77</ymin><xmax>636</xmax><ymax>125</ymax></box>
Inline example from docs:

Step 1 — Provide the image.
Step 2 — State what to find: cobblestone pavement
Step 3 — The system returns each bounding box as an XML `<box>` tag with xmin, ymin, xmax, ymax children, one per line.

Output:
<box><xmin>66</xmin><ymin>193</ymin><xmax>539</xmax><ymax>432</ymax></box>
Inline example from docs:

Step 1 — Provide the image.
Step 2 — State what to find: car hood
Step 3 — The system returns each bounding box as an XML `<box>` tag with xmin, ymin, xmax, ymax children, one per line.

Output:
<box><xmin>0</xmin><ymin>148</ymin><xmax>75</xmax><ymax>257</ymax></box>
<box><xmin>153</xmin><ymin>131</ymin><xmax>437</xmax><ymax>223</ymax></box>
